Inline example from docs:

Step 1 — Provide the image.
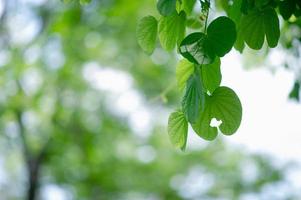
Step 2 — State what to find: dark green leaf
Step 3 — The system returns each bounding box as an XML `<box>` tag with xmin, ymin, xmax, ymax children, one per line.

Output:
<box><xmin>168</xmin><ymin>111</ymin><xmax>188</xmax><ymax>150</ymax></box>
<box><xmin>206</xmin><ymin>16</ymin><xmax>237</xmax><ymax>57</ymax></box>
<box><xmin>179</xmin><ymin>32</ymin><xmax>215</xmax><ymax>65</ymax></box>
<box><xmin>240</xmin><ymin>7</ymin><xmax>279</xmax><ymax>49</ymax></box>
<box><xmin>182</xmin><ymin>73</ymin><xmax>205</xmax><ymax>123</ymax></box>
<box><xmin>137</xmin><ymin>16</ymin><xmax>158</xmax><ymax>54</ymax></box>
<box><xmin>279</xmin><ymin>0</ymin><xmax>296</xmax><ymax>20</ymax></box>
<box><xmin>157</xmin><ymin>0</ymin><xmax>177</xmax><ymax>16</ymax></box>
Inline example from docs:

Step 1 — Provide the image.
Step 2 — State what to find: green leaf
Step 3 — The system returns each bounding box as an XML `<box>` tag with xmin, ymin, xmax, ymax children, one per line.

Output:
<box><xmin>210</xmin><ymin>87</ymin><xmax>242</xmax><ymax>134</ymax></box>
<box><xmin>182</xmin><ymin>73</ymin><xmax>205</xmax><ymax>123</ymax></box>
<box><xmin>179</xmin><ymin>32</ymin><xmax>215</xmax><ymax>65</ymax></box>
<box><xmin>137</xmin><ymin>16</ymin><xmax>158</xmax><ymax>54</ymax></box>
<box><xmin>182</xmin><ymin>0</ymin><xmax>196</xmax><ymax>14</ymax></box>
<box><xmin>192</xmin><ymin>87</ymin><xmax>242</xmax><ymax>140</ymax></box>
<box><xmin>289</xmin><ymin>81</ymin><xmax>300</xmax><ymax>101</ymax></box>
<box><xmin>157</xmin><ymin>0</ymin><xmax>177</xmax><ymax>16</ymax></box>
<box><xmin>201</xmin><ymin>57</ymin><xmax>221</xmax><ymax>94</ymax></box>
<box><xmin>279</xmin><ymin>0</ymin><xmax>296</xmax><ymax>20</ymax></box>
<box><xmin>191</xmin><ymin>98</ymin><xmax>218</xmax><ymax>141</ymax></box>
<box><xmin>206</xmin><ymin>16</ymin><xmax>237</xmax><ymax>57</ymax></box>
<box><xmin>263</xmin><ymin>8</ymin><xmax>280</xmax><ymax>48</ymax></box>
<box><xmin>255</xmin><ymin>0</ymin><xmax>270</xmax><ymax>8</ymax></box>
<box><xmin>168</xmin><ymin>111</ymin><xmax>188</xmax><ymax>150</ymax></box>
<box><xmin>186</xmin><ymin>17</ymin><xmax>202</xmax><ymax>29</ymax></box>
<box><xmin>180</xmin><ymin>16</ymin><xmax>236</xmax><ymax>62</ymax></box>
<box><xmin>176</xmin><ymin>59</ymin><xmax>194</xmax><ymax>92</ymax></box>
<box><xmin>229</xmin><ymin>0</ymin><xmax>243</xmax><ymax>24</ymax></box>
<box><xmin>159</xmin><ymin>11</ymin><xmax>186</xmax><ymax>51</ymax></box>
<box><xmin>240</xmin><ymin>7</ymin><xmax>279</xmax><ymax>49</ymax></box>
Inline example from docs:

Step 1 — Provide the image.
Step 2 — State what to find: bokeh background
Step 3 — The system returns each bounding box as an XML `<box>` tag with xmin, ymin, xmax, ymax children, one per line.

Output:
<box><xmin>0</xmin><ymin>0</ymin><xmax>301</xmax><ymax>199</ymax></box>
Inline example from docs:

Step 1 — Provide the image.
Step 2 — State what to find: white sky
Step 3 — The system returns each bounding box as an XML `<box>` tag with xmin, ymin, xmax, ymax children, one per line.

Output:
<box><xmin>221</xmin><ymin>51</ymin><xmax>301</xmax><ymax>163</ymax></box>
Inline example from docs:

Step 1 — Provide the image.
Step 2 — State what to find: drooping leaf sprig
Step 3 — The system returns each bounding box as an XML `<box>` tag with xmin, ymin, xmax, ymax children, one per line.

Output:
<box><xmin>137</xmin><ymin>0</ymin><xmax>285</xmax><ymax>150</ymax></box>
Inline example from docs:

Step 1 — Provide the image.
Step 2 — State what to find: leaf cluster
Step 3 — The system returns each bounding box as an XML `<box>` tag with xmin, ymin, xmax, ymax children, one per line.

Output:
<box><xmin>137</xmin><ymin>0</ymin><xmax>298</xmax><ymax>150</ymax></box>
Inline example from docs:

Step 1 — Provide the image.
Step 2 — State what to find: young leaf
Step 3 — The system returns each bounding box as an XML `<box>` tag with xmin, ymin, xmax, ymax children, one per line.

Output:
<box><xmin>159</xmin><ymin>11</ymin><xmax>186</xmax><ymax>51</ymax></box>
<box><xmin>176</xmin><ymin>59</ymin><xmax>194</xmax><ymax>92</ymax></box>
<box><xmin>137</xmin><ymin>16</ymin><xmax>158</xmax><ymax>54</ymax></box>
<box><xmin>240</xmin><ymin>7</ymin><xmax>280</xmax><ymax>49</ymax></box>
<box><xmin>206</xmin><ymin>16</ymin><xmax>237</xmax><ymax>57</ymax></box>
<box><xmin>201</xmin><ymin>57</ymin><xmax>221</xmax><ymax>94</ymax></box>
<box><xmin>168</xmin><ymin>111</ymin><xmax>188</xmax><ymax>150</ymax></box>
<box><xmin>179</xmin><ymin>32</ymin><xmax>215</xmax><ymax>65</ymax></box>
<box><xmin>182</xmin><ymin>73</ymin><xmax>205</xmax><ymax>123</ymax></box>
<box><xmin>157</xmin><ymin>0</ymin><xmax>177</xmax><ymax>16</ymax></box>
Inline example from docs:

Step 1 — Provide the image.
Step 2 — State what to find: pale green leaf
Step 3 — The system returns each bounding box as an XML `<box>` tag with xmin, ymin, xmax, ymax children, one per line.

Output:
<box><xmin>168</xmin><ymin>111</ymin><xmax>188</xmax><ymax>150</ymax></box>
<box><xmin>159</xmin><ymin>11</ymin><xmax>186</xmax><ymax>51</ymax></box>
<box><xmin>176</xmin><ymin>59</ymin><xmax>194</xmax><ymax>92</ymax></box>
<box><xmin>137</xmin><ymin>16</ymin><xmax>158</xmax><ymax>54</ymax></box>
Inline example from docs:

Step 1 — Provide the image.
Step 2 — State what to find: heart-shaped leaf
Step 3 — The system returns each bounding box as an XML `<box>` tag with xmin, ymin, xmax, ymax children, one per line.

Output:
<box><xmin>168</xmin><ymin>111</ymin><xmax>188</xmax><ymax>150</ymax></box>
<box><xmin>192</xmin><ymin>86</ymin><xmax>242</xmax><ymax>140</ymax></box>
<box><xmin>159</xmin><ymin>11</ymin><xmax>186</xmax><ymax>51</ymax></box>
<box><xmin>137</xmin><ymin>16</ymin><xmax>158</xmax><ymax>54</ymax></box>
<box><xmin>206</xmin><ymin>16</ymin><xmax>237</xmax><ymax>57</ymax></box>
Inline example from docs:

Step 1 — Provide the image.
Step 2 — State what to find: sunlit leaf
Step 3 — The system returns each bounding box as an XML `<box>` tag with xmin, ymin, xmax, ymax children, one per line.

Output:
<box><xmin>176</xmin><ymin>59</ymin><xmax>194</xmax><ymax>92</ymax></box>
<box><xmin>168</xmin><ymin>111</ymin><xmax>188</xmax><ymax>150</ymax></box>
<box><xmin>159</xmin><ymin>11</ymin><xmax>186</xmax><ymax>51</ymax></box>
<box><xmin>137</xmin><ymin>16</ymin><xmax>158</xmax><ymax>54</ymax></box>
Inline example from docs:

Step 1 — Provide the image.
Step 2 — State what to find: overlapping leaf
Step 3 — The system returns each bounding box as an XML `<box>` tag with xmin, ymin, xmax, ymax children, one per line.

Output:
<box><xmin>239</xmin><ymin>7</ymin><xmax>280</xmax><ymax>50</ymax></box>
<box><xmin>201</xmin><ymin>57</ymin><xmax>221</xmax><ymax>94</ymax></box>
<box><xmin>179</xmin><ymin>17</ymin><xmax>236</xmax><ymax>64</ymax></box>
<box><xmin>182</xmin><ymin>73</ymin><xmax>205</xmax><ymax>123</ymax></box>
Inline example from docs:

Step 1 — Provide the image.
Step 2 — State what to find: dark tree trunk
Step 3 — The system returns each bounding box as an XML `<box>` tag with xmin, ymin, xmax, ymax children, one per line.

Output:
<box><xmin>27</xmin><ymin>160</ymin><xmax>41</xmax><ymax>200</ymax></box>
